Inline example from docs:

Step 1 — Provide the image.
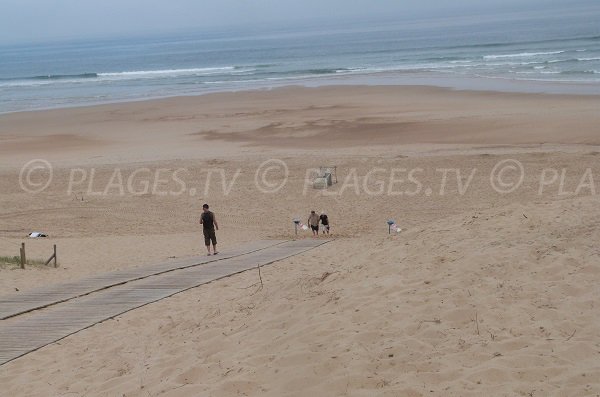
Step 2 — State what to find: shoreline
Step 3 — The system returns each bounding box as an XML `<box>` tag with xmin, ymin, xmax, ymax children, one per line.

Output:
<box><xmin>2</xmin><ymin>71</ymin><xmax>600</xmax><ymax>116</ymax></box>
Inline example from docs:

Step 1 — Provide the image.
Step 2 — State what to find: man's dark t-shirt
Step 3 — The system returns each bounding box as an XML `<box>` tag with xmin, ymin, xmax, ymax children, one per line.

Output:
<box><xmin>320</xmin><ymin>214</ymin><xmax>329</xmax><ymax>226</ymax></box>
<box><xmin>201</xmin><ymin>211</ymin><xmax>215</xmax><ymax>231</ymax></box>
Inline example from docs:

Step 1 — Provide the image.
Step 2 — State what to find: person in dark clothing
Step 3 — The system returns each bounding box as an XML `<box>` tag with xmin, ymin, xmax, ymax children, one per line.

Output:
<box><xmin>320</xmin><ymin>212</ymin><xmax>330</xmax><ymax>235</ymax></box>
<box><xmin>199</xmin><ymin>203</ymin><xmax>219</xmax><ymax>255</ymax></box>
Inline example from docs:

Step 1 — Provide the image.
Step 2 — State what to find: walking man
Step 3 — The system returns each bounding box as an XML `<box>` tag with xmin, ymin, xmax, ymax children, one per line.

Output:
<box><xmin>200</xmin><ymin>203</ymin><xmax>219</xmax><ymax>255</ymax></box>
<box><xmin>308</xmin><ymin>210</ymin><xmax>320</xmax><ymax>237</ymax></box>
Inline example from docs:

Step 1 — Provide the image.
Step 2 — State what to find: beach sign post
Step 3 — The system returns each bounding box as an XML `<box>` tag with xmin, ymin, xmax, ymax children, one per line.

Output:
<box><xmin>293</xmin><ymin>218</ymin><xmax>300</xmax><ymax>235</ymax></box>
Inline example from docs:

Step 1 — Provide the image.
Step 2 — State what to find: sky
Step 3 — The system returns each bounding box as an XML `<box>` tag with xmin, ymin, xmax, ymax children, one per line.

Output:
<box><xmin>0</xmin><ymin>0</ymin><xmax>597</xmax><ymax>45</ymax></box>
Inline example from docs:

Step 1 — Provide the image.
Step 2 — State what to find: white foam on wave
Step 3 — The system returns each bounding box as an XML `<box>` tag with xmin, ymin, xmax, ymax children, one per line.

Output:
<box><xmin>98</xmin><ymin>66</ymin><xmax>247</xmax><ymax>78</ymax></box>
<box><xmin>483</xmin><ymin>51</ymin><xmax>565</xmax><ymax>60</ymax></box>
<box><xmin>334</xmin><ymin>67</ymin><xmax>368</xmax><ymax>73</ymax></box>
<box><xmin>0</xmin><ymin>66</ymin><xmax>255</xmax><ymax>88</ymax></box>
<box><xmin>0</xmin><ymin>78</ymin><xmax>85</xmax><ymax>88</ymax></box>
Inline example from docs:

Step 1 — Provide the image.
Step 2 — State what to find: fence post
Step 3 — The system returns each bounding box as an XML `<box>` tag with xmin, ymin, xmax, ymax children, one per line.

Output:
<box><xmin>20</xmin><ymin>242</ymin><xmax>26</xmax><ymax>269</ymax></box>
<box><xmin>53</xmin><ymin>244</ymin><xmax>57</xmax><ymax>267</ymax></box>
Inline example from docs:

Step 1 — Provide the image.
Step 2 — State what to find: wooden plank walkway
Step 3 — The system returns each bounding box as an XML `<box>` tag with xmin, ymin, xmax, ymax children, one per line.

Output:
<box><xmin>0</xmin><ymin>239</ymin><xmax>329</xmax><ymax>365</ymax></box>
<box><xmin>0</xmin><ymin>239</ymin><xmax>285</xmax><ymax>320</ymax></box>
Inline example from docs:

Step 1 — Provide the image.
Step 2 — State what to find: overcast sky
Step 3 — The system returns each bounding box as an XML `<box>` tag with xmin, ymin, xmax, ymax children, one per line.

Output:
<box><xmin>0</xmin><ymin>0</ymin><xmax>597</xmax><ymax>45</ymax></box>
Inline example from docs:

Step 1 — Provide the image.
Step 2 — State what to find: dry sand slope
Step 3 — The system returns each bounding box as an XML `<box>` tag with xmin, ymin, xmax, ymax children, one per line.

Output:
<box><xmin>1</xmin><ymin>196</ymin><xmax>599</xmax><ymax>397</ymax></box>
<box><xmin>1</xmin><ymin>85</ymin><xmax>600</xmax><ymax>396</ymax></box>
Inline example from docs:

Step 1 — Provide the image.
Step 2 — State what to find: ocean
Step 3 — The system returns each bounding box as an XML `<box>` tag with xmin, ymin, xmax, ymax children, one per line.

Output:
<box><xmin>1</xmin><ymin>5</ymin><xmax>599</xmax><ymax>113</ymax></box>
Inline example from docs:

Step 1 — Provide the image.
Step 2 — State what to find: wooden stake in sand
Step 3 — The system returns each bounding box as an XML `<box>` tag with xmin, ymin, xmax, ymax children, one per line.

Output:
<box><xmin>20</xmin><ymin>243</ymin><xmax>26</xmax><ymax>269</ymax></box>
<box><xmin>44</xmin><ymin>244</ymin><xmax>58</xmax><ymax>267</ymax></box>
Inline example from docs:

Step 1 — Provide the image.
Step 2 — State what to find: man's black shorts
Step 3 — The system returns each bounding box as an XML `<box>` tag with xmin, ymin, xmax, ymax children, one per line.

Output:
<box><xmin>204</xmin><ymin>229</ymin><xmax>217</xmax><ymax>246</ymax></box>
<box><xmin>311</xmin><ymin>225</ymin><xmax>319</xmax><ymax>232</ymax></box>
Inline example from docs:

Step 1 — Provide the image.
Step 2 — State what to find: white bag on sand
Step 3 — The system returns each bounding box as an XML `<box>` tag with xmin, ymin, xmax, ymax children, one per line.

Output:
<box><xmin>28</xmin><ymin>232</ymin><xmax>48</xmax><ymax>238</ymax></box>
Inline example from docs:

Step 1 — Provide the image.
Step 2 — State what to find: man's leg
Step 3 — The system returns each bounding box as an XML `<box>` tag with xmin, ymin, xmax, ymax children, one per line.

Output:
<box><xmin>212</xmin><ymin>231</ymin><xmax>218</xmax><ymax>254</ymax></box>
<box><xmin>204</xmin><ymin>233</ymin><xmax>212</xmax><ymax>255</ymax></box>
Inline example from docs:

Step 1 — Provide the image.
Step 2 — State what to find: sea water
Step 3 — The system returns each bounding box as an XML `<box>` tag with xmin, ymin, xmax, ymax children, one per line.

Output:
<box><xmin>1</xmin><ymin>5</ymin><xmax>599</xmax><ymax>113</ymax></box>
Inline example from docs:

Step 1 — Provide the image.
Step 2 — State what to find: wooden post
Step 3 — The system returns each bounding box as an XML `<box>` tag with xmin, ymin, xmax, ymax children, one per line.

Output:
<box><xmin>20</xmin><ymin>243</ymin><xmax>26</xmax><ymax>269</ymax></box>
<box><xmin>44</xmin><ymin>245</ymin><xmax>58</xmax><ymax>267</ymax></box>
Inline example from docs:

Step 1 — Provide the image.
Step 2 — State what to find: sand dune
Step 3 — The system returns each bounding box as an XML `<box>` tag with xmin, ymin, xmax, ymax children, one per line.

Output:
<box><xmin>1</xmin><ymin>197</ymin><xmax>599</xmax><ymax>396</ymax></box>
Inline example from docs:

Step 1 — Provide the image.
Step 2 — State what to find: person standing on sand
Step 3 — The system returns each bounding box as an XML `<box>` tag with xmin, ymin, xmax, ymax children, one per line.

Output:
<box><xmin>308</xmin><ymin>210</ymin><xmax>320</xmax><ymax>237</ymax></box>
<box><xmin>320</xmin><ymin>212</ymin><xmax>330</xmax><ymax>235</ymax></box>
<box><xmin>200</xmin><ymin>204</ymin><xmax>219</xmax><ymax>256</ymax></box>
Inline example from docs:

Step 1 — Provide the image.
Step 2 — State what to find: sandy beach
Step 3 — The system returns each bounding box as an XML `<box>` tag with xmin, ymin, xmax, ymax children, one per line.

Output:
<box><xmin>1</xmin><ymin>85</ymin><xmax>600</xmax><ymax>396</ymax></box>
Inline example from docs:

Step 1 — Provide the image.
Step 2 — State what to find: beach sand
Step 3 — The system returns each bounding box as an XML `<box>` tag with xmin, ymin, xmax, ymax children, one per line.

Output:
<box><xmin>0</xmin><ymin>85</ymin><xmax>599</xmax><ymax>396</ymax></box>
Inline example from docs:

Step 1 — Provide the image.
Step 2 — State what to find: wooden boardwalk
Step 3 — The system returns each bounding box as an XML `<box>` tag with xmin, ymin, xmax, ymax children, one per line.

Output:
<box><xmin>0</xmin><ymin>239</ymin><xmax>329</xmax><ymax>365</ymax></box>
<box><xmin>0</xmin><ymin>240</ymin><xmax>284</xmax><ymax>320</ymax></box>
